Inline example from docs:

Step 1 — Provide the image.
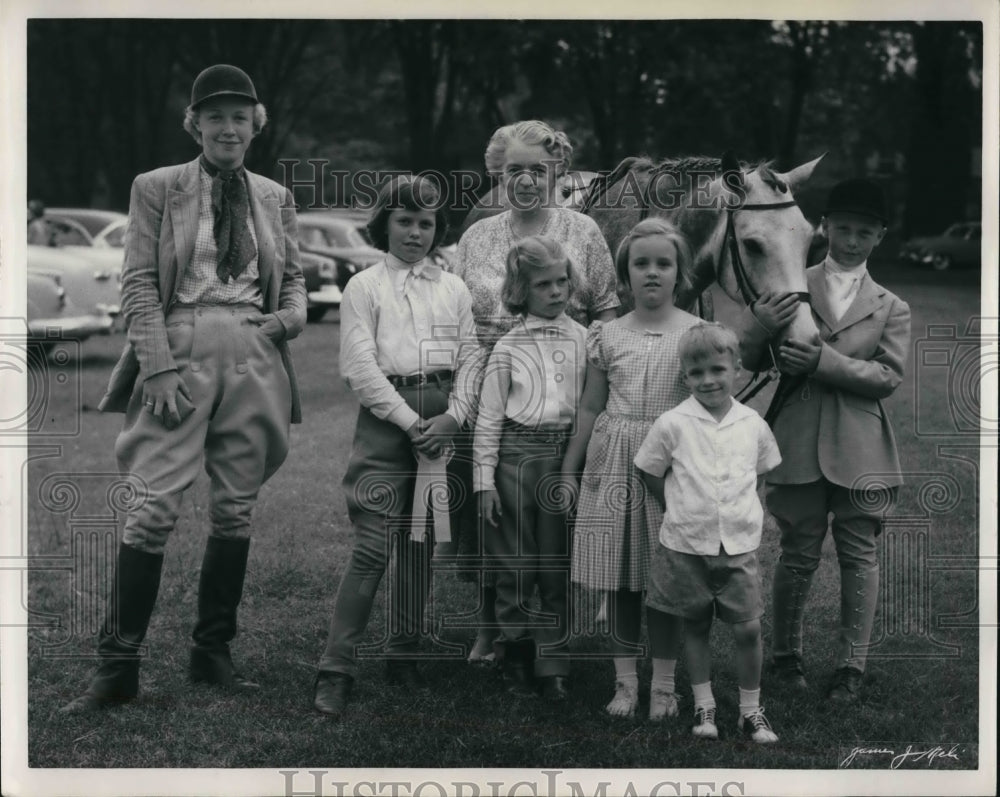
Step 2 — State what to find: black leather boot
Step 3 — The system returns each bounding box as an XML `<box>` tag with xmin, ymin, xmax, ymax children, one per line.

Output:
<box><xmin>60</xmin><ymin>543</ymin><xmax>164</xmax><ymax>713</ymax></box>
<box><xmin>190</xmin><ymin>536</ymin><xmax>259</xmax><ymax>690</ymax></box>
<box><xmin>770</xmin><ymin>560</ymin><xmax>813</xmax><ymax>689</ymax></box>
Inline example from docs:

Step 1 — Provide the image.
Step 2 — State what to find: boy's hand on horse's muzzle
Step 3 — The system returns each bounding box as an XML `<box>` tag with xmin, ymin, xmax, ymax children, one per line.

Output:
<box><xmin>752</xmin><ymin>292</ymin><xmax>801</xmax><ymax>335</ymax></box>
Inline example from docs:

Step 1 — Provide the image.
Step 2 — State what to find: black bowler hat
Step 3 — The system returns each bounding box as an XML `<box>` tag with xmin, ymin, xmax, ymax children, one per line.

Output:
<box><xmin>824</xmin><ymin>178</ymin><xmax>888</xmax><ymax>225</ymax></box>
<box><xmin>190</xmin><ymin>64</ymin><xmax>258</xmax><ymax>109</ymax></box>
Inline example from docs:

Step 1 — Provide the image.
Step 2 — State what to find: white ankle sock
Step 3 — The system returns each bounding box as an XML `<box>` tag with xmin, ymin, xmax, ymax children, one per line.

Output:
<box><xmin>650</xmin><ymin>658</ymin><xmax>676</xmax><ymax>693</ymax></box>
<box><xmin>691</xmin><ymin>681</ymin><xmax>715</xmax><ymax>710</ymax></box>
<box><xmin>613</xmin><ymin>657</ymin><xmax>638</xmax><ymax>688</ymax></box>
<box><xmin>739</xmin><ymin>687</ymin><xmax>761</xmax><ymax>716</ymax></box>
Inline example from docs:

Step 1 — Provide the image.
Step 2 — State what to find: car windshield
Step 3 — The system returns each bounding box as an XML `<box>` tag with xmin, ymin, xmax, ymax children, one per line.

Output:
<box><xmin>49</xmin><ymin>211</ymin><xmax>123</xmax><ymax>237</ymax></box>
<box><xmin>48</xmin><ymin>219</ymin><xmax>93</xmax><ymax>246</ymax></box>
<box><xmin>301</xmin><ymin>218</ymin><xmax>369</xmax><ymax>249</ymax></box>
<box><xmin>102</xmin><ymin>224</ymin><xmax>127</xmax><ymax>247</ymax></box>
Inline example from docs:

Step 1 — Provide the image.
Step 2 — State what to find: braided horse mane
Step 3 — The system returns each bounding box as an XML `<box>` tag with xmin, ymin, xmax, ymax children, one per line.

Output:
<box><xmin>580</xmin><ymin>154</ymin><xmax>788</xmax><ymax>316</ymax></box>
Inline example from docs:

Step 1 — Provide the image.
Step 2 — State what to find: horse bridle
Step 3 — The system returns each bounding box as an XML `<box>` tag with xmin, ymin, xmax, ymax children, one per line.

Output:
<box><xmin>724</xmin><ymin>199</ymin><xmax>815</xmax><ymax>408</ymax></box>
<box><xmin>580</xmin><ymin>162</ymin><xmax>813</xmax><ymax>408</ymax></box>
<box><xmin>725</xmin><ymin>199</ymin><xmax>811</xmax><ymax>309</ymax></box>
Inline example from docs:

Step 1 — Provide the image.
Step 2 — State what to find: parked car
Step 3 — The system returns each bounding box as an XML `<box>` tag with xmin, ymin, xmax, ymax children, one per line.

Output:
<box><xmin>45</xmin><ymin>208</ymin><xmax>128</xmax><ymax>248</ymax></box>
<box><xmin>900</xmin><ymin>222</ymin><xmax>981</xmax><ymax>271</ymax></box>
<box><xmin>27</xmin><ymin>244</ymin><xmax>120</xmax><ymax>329</ymax></box>
<box><xmin>27</xmin><ymin>270</ymin><xmax>113</xmax><ymax>355</ymax></box>
<box><xmin>300</xmin><ymin>249</ymin><xmax>343</xmax><ymax>323</ymax></box>
<box><xmin>298</xmin><ymin>210</ymin><xmax>382</xmax><ymax>279</ymax></box>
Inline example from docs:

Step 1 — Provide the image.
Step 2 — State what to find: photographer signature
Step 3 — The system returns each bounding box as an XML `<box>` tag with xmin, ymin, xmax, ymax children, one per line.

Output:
<box><xmin>840</xmin><ymin>744</ymin><xmax>961</xmax><ymax>769</ymax></box>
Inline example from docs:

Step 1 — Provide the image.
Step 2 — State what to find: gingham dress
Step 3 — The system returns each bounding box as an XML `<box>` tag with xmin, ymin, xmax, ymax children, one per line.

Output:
<box><xmin>571</xmin><ymin>317</ymin><xmax>697</xmax><ymax>591</ymax></box>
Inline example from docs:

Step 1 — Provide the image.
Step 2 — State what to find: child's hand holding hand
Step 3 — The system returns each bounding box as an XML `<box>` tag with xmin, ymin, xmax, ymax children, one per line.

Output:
<box><xmin>405</xmin><ymin>419</ymin><xmax>434</xmax><ymax>455</ymax></box>
<box><xmin>412</xmin><ymin>413</ymin><xmax>459</xmax><ymax>457</ymax></box>
<box><xmin>478</xmin><ymin>490</ymin><xmax>502</xmax><ymax>527</ymax></box>
<box><xmin>752</xmin><ymin>292</ymin><xmax>800</xmax><ymax>335</ymax></box>
<box><xmin>779</xmin><ymin>337</ymin><xmax>822</xmax><ymax>374</ymax></box>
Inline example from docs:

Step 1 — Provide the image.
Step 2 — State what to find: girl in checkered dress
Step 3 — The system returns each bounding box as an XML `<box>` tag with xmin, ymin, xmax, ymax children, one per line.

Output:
<box><xmin>562</xmin><ymin>218</ymin><xmax>700</xmax><ymax>718</ymax></box>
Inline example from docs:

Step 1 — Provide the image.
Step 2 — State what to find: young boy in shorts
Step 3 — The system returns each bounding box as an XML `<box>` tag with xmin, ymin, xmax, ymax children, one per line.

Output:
<box><xmin>635</xmin><ymin>323</ymin><xmax>782</xmax><ymax>742</ymax></box>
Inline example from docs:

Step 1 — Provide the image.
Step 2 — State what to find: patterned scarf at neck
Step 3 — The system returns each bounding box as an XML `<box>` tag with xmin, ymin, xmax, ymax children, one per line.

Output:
<box><xmin>201</xmin><ymin>155</ymin><xmax>256</xmax><ymax>283</ymax></box>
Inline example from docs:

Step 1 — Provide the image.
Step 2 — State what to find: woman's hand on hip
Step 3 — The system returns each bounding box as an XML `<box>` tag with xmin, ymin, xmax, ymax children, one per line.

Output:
<box><xmin>248</xmin><ymin>313</ymin><xmax>285</xmax><ymax>342</ymax></box>
<box><xmin>142</xmin><ymin>370</ymin><xmax>192</xmax><ymax>430</ymax></box>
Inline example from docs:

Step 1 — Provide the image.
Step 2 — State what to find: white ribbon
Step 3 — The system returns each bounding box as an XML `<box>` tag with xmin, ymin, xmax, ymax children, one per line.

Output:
<box><xmin>410</xmin><ymin>449</ymin><xmax>452</xmax><ymax>543</ymax></box>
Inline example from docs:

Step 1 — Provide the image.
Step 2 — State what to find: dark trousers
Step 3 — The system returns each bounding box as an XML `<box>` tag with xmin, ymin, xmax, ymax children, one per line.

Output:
<box><xmin>489</xmin><ymin>425</ymin><xmax>571</xmax><ymax>677</ymax></box>
<box><xmin>318</xmin><ymin>380</ymin><xmax>450</xmax><ymax>677</ymax></box>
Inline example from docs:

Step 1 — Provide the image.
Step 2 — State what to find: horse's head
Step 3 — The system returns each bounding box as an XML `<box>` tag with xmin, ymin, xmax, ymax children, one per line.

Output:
<box><xmin>710</xmin><ymin>151</ymin><xmax>824</xmax><ymax>348</ymax></box>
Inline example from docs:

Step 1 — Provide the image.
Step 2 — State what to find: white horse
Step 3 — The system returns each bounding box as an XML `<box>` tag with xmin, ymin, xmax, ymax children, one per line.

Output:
<box><xmin>581</xmin><ymin>151</ymin><xmax>824</xmax><ymax>348</ymax></box>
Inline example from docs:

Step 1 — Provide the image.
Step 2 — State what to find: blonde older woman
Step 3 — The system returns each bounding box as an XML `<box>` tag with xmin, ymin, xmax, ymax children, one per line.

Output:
<box><xmin>451</xmin><ymin>120</ymin><xmax>618</xmax><ymax>695</ymax></box>
<box><xmin>455</xmin><ymin>120</ymin><xmax>619</xmax><ymax>345</ymax></box>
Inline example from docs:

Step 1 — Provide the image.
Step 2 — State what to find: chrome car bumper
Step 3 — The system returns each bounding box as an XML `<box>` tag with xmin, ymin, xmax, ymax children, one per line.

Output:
<box><xmin>308</xmin><ymin>284</ymin><xmax>344</xmax><ymax>307</ymax></box>
<box><xmin>28</xmin><ymin>313</ymin><xmax>115</xmax><ymax>341</ymax></box>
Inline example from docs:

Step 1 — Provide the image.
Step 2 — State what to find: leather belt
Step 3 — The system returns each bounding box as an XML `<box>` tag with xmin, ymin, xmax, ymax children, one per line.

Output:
<box><xmin>386</xmin><ymin>370</ymin><xmax>454</xmax><ymax>388</ymax></box>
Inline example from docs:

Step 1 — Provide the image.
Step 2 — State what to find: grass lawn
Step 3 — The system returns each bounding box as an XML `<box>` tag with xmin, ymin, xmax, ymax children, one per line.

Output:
<box><xmin>24</xmin><ymin>259</ymin><xmax>984</xmax><ymax>773</ymax></box>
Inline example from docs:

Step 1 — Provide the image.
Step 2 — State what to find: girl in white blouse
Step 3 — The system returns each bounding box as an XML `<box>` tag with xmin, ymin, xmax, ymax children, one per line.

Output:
<box><xmin>474</xmin><ymin>235</ymin><xmax>587</xmax><ymax>701</ymax></box>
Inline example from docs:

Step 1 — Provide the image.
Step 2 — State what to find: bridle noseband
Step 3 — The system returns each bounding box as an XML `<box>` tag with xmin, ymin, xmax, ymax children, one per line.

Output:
<box><xmin>725</xmin><ymin>199</ymin><xmax>810</xmax><ymax>308</ymax></box>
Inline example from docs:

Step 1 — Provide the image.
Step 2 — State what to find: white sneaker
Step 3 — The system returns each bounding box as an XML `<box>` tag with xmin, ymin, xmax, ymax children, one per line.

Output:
<box><xmin>649</xmin><ymin>687</ymin><xmax>679</xmax><ymax>722</ymax></box>
<box><xmin>605</xmin><ymin>680</ymin><xmax>639</xmax><ymax>718</ymax></box>
<box><xmin>738</xmin><ymin>706</ymin><xmax>778</xmax><ymax>744</ymax></box>
<box><xmin>692</xmin><ymin>705</ymin><xmax>718</xmax><ymax>739</ymax></box>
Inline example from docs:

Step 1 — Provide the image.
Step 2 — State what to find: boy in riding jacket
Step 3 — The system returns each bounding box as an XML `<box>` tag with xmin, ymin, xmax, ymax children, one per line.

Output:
<box><xmin>737</xmin><ymin>178</ymin><xmax>910</xmax><ymax>704</ymax></box>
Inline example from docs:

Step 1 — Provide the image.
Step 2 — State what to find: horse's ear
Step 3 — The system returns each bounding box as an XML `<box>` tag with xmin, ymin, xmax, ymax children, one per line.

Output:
<box><xmin>779</xmin><ymin>153</ymin><xmax>826</xmax><ymax>192</ymax></box>
<box><xmin>721</xmin><ymin>150</ymin><xmax>743</xmax><ymax>187</ymax></box>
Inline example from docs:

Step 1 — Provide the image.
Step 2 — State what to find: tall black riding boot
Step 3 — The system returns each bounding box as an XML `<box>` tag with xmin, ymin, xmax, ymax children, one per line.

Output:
<box><xmin>190</xmin><ymin>535</ymin><xmax>259</xmax><ymax>690</ymax></box>
<box><xmin>60</xmin><ymin>543</ymin><xmax>164</xmax><ymax>713</ymax></box>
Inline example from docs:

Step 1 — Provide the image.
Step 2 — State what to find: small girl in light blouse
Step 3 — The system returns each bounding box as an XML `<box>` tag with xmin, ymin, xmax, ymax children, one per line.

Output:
<box><xmin>474</xmin><ymin>235</ymin><xmax>586</xmax><ymax>702</ymax></box>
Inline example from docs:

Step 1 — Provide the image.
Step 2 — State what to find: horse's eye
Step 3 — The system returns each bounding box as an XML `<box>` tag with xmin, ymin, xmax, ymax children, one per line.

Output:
<box><xmin>744</xmin><ymin>239</ymin><xmax>764</xmax><ymax>256</ymax></box>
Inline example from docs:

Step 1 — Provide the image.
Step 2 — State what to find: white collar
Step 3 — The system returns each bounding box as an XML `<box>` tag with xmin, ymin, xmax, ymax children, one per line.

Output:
<box><xmin>384</xmin><ymin>253</ymin><xmax>442</xmax><ymax>281</ymax></box>
<box><xmin>521</xmin><ymin>312</ymin><xmax>569</xmax><ymax>332</ymax></box>
<box><xmin>824</xmin><ymin>255</ymin><xmax>868</xmax><ymax>280</ymax></box>
<box><xmin>674</xmin><ymin>394</ymin><xmax>751</xmax><ymax>427</ymax></box>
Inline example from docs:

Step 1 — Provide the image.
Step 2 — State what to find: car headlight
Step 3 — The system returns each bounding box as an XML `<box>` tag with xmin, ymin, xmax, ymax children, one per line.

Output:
<box><xmin>318</xmin><ymin>261</ymin><xmax>336</xmax><ymax>280</ymax></box>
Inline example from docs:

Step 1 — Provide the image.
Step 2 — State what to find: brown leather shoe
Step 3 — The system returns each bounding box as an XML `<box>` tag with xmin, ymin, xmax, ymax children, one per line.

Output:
<box><xmin>826</xmin><ymin>666</ymin><xmax>864</xmax><ymax>703</ymax></box>
<box><xmin>313</xmin><ymin>671</ymin><xmax>353</xmax><ymax>718</ymax></box>
<box><xmin>59</xmin><ymin>690</ymin><xmax>127</xmax><ymax>714</ymax></box>
<box><xmin>770</xmin><ymin>654</ymin><xmax>809</xmax><ymax>690</ymax></box>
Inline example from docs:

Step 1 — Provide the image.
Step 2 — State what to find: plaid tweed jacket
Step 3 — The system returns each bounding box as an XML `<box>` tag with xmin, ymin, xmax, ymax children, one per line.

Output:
<box><xmin>99</xmin><ymin>157</ymin><xmax>307</xmax><ymax>422</ymax></box>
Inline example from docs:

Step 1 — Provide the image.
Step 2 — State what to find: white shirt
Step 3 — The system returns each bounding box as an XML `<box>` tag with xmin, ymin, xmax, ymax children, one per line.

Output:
<box><xmin>823</xmin><ymin>255</ymin><xmax>868</xmax><ymax>323</ymax></box>
<box><xmin>634</xmin><ymin>395</ymin><xmax>781</xmax><ymax>555</ymax></box>
<box><xmin>473</xmin><ymin>313</ymin><xmax>587</xmax><ymax>492</ymax></box>
<box><xmin>339</xmin><ymin>255</ymin><xmax>482</xmax><ymax>431</ymax></box>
